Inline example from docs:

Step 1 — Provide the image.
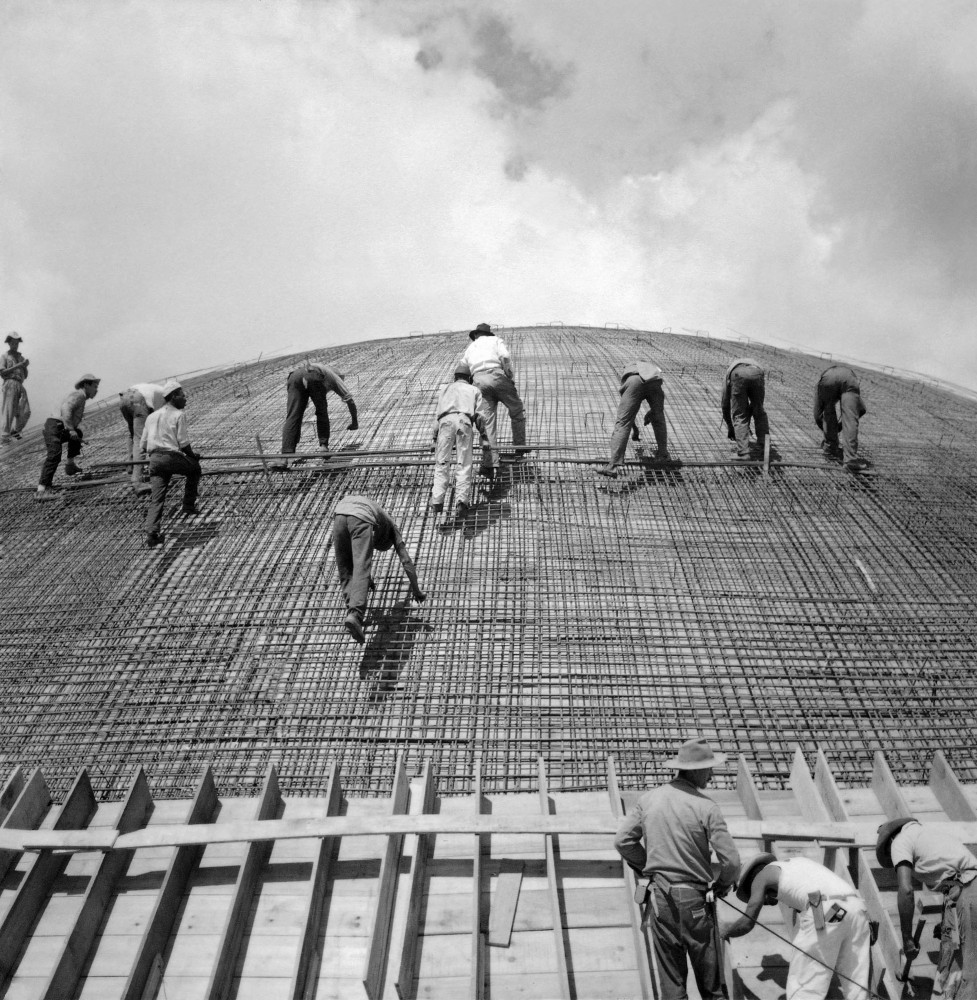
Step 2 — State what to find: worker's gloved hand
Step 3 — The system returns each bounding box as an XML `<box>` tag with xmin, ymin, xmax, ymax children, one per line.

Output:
<box><xmin>902</xmin><ymin>937</ymin><xmax>920</xmax><ymax>960</ymax></box>
<box><xmin>642</xmin><ymin>411</ymin><xmax>654</xmax><ymax>425</ymax></box>
<box><xmin>368</xmin><ymin>576</ymin><xmax>376</xmax><ymax>593</ymax></box>
<box><xmin>411</xmin><ymin>586</ymin><xmax>427</xmax><ymax>603</ymax></box>
<box><xmin>182</xmin><ymin>446</ymin><xmax>201</xmax><ymax>461</ymax></box>
<box><xmin>348</xmin><ymin>420</ymin><xmax>359</xmax><ymax>430</ymax></box>
<box><xmin>630</xmin><ymin>425</ymin><xmax>640</xmax><ymax>441</ymax></box>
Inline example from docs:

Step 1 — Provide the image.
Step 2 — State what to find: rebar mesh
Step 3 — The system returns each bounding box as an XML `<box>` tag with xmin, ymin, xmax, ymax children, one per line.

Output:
<box><xmin>1</xmin><ymin>326</ymin><xmax>975</xmax><ymax>800</ymax></box>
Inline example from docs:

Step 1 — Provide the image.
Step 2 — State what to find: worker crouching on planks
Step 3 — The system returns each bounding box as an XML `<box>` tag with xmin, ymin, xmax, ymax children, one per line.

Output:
<box><xmin>332</xmin><ymin>496</ymin><xmax>426</xmax><ymax>644</ymax></box>
<box><xmin>724</xmin><ymin>853</ymin><xmax>870</xmax><ymax>999</ymax></box>
<box><xmin>614</xmin><ymin>738</ymin><xmax>740</xmax><ymax>1000</ymax></box>
<box><xmin>431</xmin><ymin>361</ymin><xmax>494</xmax><ymax>519</ymax></box>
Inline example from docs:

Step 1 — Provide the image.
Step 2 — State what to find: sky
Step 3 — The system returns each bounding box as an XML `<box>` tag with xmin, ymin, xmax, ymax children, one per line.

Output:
<box><xmin>2</xmin><ymin>0</ymin><xmax>975</xmax><ymax>423</ymax></box>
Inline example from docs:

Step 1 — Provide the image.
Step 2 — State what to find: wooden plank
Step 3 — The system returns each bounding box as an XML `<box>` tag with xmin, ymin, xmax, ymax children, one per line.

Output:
<box><xmin>469</xmin><ymin>756</ymin><xmax>484</xmax><ymax>1000</ymax></box>
<box><xmin>289</xmin><ymin>761</ymin><xmax>342</xmax><ymax>1000</ymax></box>
<box><xmin>0</xmin><ymin>770</ymin><xmax>96</xmax><ymax>990</ymax></box>
<box><xmin>929</xmin><ymin>750</ymin><xmax>977</xmax><ymax>822</ymax></box>
<box><xmin>362</xmin><ymin>754</ymin><xmax>409</xmax><ymax>1000</ymax></box>
<box><xmin>0</xmin><ymin>769</ymin><xmax>50</xmax><ymax>885</ymax></box>
<box><xmin>0</xmin><ymin>767</ymin><xmax>25</xmax><ymax>826</ymax></box>
<box><xmin>395</xmin><ymin>761</ymin><xmax>437</xmax><ymax>999</ymax></box>
<box><xmin>538</xmin><ymin>758</ymin><xmax>571</xmax><ymax>1000</ymax></box>
<box><xmin>487</xmin><ymin>865</ymin><xmax>523</xmax><ymax>948</ymax></box>
<box><xmin>606</xmin><ymin>756</ymin><xmax>655</xmax><ymax>1000</ymax></box>
<box><xmin>812</xmin><ymin>750</ymin><xmax>902</xmax><ymax>1000</ymax></box>
<box><xmin>204</xmin><ymin>762</ymin><xmax>283</xmax><ymax>1000</ymax></box>
<box><xmin>122</xmin><ymin>764</ymin><xmax>219</xmax><ymax>1000</ymax></box>
<box><xmin>871</xmin><ymin>750</ymin><xmax>913</xmax><ymax>819</ymax></box>
<box><xmin>42</xmin><ymin>765</ymin><xmax>154</xmax><ymax>1000</ymax></box>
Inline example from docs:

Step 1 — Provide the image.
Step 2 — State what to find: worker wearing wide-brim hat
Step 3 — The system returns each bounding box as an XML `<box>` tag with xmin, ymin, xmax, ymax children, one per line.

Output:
<box><xmin>725</xmin><ymin>851</ymin><xmax>870</xmax><ymax>999</ymax></box>
<box><xmin>614</xmin><ymin>738</ymin><xmax>740</xmax><ymax>1000</ymax></box>
<box><xmin>877</xmin><ymin>816</ymin><xmax>977</xmax><ymax>993</ymax></box>
<box><xmin>36</xmin><ymin>373</ymin><xmax>100</xmax><ymax>499</ymax></box>
<box><xmin>1</xmin><ymin>333</ymin><xmax>30</xmax><ymax>444</ymax></box>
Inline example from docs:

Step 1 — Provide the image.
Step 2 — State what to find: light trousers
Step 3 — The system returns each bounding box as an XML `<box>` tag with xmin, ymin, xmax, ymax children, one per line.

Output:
<box><xmin>473</xmin><ymin>370</ymin><xmax>525</xmax><ymax>463</ymax></box>
<box><xmin>432</xmin><ymin>414</ymin><xmax>475</xmax><ymax>505</ymax></box>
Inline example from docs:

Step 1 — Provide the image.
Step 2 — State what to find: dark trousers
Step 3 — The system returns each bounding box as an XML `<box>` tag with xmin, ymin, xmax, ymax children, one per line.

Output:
<box><xmin>609</xmin><ymin>375</ymin><xmax>667</xmax><ymax>465</ymax></box>
<box><xmin>40</xmin><ymin>419</ymin><xmax>82</xmax><ymax>486</ymax></box>
<box><xmin>145</xmin><ymin>452</ymin><xmax>201</xmax><ymax>534</ymax></box>
<box><xmin>649</xmin><ymin>885</ymin><xmax>722</xmax><ymax>1000</ymax></box>
<box><xmin>818</xmin><ymin>370</ymin><xmax>866</xmax><ymax>464</ymax></box>
<box><xmin>282</xmin><ymin>371</ymin><xmax>331</xmax><ymax>453</ymax></box>
<box><xmin>333</xmin><ymin>514</ymin><xmax>375</xmax><ymax>620</ymax></box>
<box><xmin>729</xmin><ymin>366</ymin><xmax>769</xmax><ymax>456</ymax></box>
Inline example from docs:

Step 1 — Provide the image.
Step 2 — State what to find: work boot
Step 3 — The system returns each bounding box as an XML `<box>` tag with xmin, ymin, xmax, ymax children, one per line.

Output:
<box><xmin>35</xmin><ymin>485</ymin><xmax>57</xmax><ymax>501</ymax></box>
<box><xmin>844</xmin><ymin>458</ymin><xmax>869</xmax><ymax>474</ymax></box>
<box><xmin>146</xmin><ymin>531</ymin><xmax>165</xmax><ymax>548</ymax></box>
<box><xmin>732</xmin><ymin>453</ymin><xmax>751</xmax><ymax>462</ymax></box>
<box><xmin>430</xmin><ymin>500</ymin><xmax>444</xmax><ymax>514</ymax></box>
<box><xmin>656</xmin><ymin>451</ymin><xmax>671</xmax><ymax>461</ymax></box>
<box><xmin>596</xmin><ymin>464</ymin><xmax>618</xmax><ymax>478</ymax></box>
<box><xmin>344</xmin><ymin>612</ymin><xmax>365</xmax><ymax>644</ymax></box>
<box><xmin>455</xmin><ymin>501</ymin><xmax>470</xmax><ymax>519</ymax></box>
<box><xmin>181</xmin><ymin>504</ymin><xmax>200</xmax><ymax>516</ymax></box>
<box><xmin>65</xmin><ymin>461</ymin><xmax>83</xmax><ymax>476</ymax></box>
<box><xmin>134</xmin><ymin>483</ymin><xmax>152</xmax><ymax>497</ymax></box>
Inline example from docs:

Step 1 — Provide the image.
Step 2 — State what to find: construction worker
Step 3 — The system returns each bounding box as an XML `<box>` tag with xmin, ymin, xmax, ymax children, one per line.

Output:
<box><xmin>598</xmin><ymin>361</ymin><xmax>669</xmax><ymax>477</ymax></box>
<box><xmin>333</xmin><ymin>495</ymin><xmax>426</xmax><ymax>644</ymax></box>
<box><xmin>1</xmin><ymin>333</ymin><xmax>30</xmax><ymax>444</ymax></box>
<box><xmin>431</xmin><ymin>361</ymin><xmax>493</xmax><ymax>518</ymax></box>
<box><xmin>36</xmin><ymin>374</ymin><xmax>100</xmax><ymax>500</ymax></box>
<box><xmin>614</xmin><ymin>737</ymin><xmax>740</xmax><ymax>1000</ymax></box>
<box><xmin>141</xmin><ymin>380</ymin><xmax>202</xmax><ymax>548</ymax></box>
<box><xmin>119</xmin><ymin>382</ymin><xmax>166</xmax><ymax>495</ymax></box>
<box><xmin>721</xmin><ymin>357</ymin><xmax>769</xmax><ymax>461</ymax></box>
<box><xmin>877</xmin><ymin>817</ymin><xmax>977</xmax><ymax>998</ymax></box>
<box><xmin>815</xmin><ymin>365</ymin><xmax>868</xmax><ymax>473</ymax></box>
<box><xmin>278</xmin><ymin>360</ymin><xmax>358</xmax><ymax>464</ymax></box>
<box><xmin>462</xmin><ymin>323</ymin><xmax>527</xmax><ymax>464</ymax></box>
<box><xmin>724</xmin><ymin>852</ymin><xmax>870</xmax><ymax>999</ymax></box>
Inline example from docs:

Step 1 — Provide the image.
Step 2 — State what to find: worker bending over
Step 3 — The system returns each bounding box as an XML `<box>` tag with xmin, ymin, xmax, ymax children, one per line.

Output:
<box><xmin>431</xmin><ymin>361</ymin><xmax>493</xmax><ymax>519</ymax></box>
<box><xmin>462</xmin><ymin>323</ymin><xmax>526</xmax><ymax>464</ymax></box>
<box><xmin>599</xmin><ymin>361</ymin><xmax>669</xmax><ymax>477</ymax></box>
<box><xmin>877</xmin><ymin>817</ymin><xmax>977</xmax><ymax>998</ymax></box>
<box><xmin>333</xmin><ymin>495</ymin><xmax>426</xmax><ymax>644</ymax></box>
<box><xmin>141</xmin><ymin>380</ymin><xmax>202</xmax><ymax>548</ymax></box>
<box><xmin>37</xmin><ymin>374</ymin><xmax>100</xmax><ymax>500</ymax></box>
<box><xmin>721</xmin><ymin>357</ymin><xmax>769</xmax><ymax>461</ymax></box>
<box><xmin>614</xmin><ymin>738</ymin><xmax>740</xmax><ymax>1000</ymax></box>
<box><xmin>815</xmin><ymin>365</ymin><xmax>868</xmax><ymax>473</ymax></box>
<box><xmin>279</xmin><ymin>361</ymin><xmax>357</xmax><ymax>464</ymax></box>
<box><xmin>120</xmin><ymin>381</ymin><xmax>166</xmax><ymax>495</ymax></box>
<box><xmin>725</xmin><ymin>853</ymin><xmax>870</xmax><ymax>999</ymax></box>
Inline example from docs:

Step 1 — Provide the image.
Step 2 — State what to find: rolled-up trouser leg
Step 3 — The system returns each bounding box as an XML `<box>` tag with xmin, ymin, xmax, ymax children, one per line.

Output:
<box><xmin>608</xmin><ymin>375</ymin><xmax>644</xmax><ymax>466</ymax></box>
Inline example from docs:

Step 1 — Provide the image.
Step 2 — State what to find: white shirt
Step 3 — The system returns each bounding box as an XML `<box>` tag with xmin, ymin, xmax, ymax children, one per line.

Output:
<box><xmin>141</xmin><ymin>403</ymin><xmax>191</xmax><ymax>453</ymax></box>
<box><xmin>436</xmin><ymin>381</ymin><xmax>483</xmax><ymax>420</ymax></box>
<box><xmin>131</xmin><ymin>383</ymin><xmax>166</xmax><ymax>410</ymax></box>
<box><xmin>773</xmin><ymin>857</ymin><xmax>859</xmax><ymax>911</ymax></box>
<box><xmin>463</xmin><ymin>336</ymin><xmax>513</xmax><ymax>379</ymax></box>
<box><xmin>891</xmin><ymin>822</ymin><xmax>977</xmax><ymax>889</ymax></box>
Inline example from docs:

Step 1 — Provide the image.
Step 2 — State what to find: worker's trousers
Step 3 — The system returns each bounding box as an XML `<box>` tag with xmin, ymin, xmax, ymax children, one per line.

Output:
<box><xmin>648</xmin><ymin>884</ymin><xmax>723</xmax><ymax>1000</ymax></box>
<box><xmin>282</xmin><ymin>371</ymin><xmax>331</xmax><ymax>453</ymax></box>
<box><xmin>40</xmin><ymin>419</ymin><xmax>83</xmax><ymax>486</ymax></box>
<box><xmin>333</xmin><ymin>514</ymin><xmax>375</xmax><ymax>621</ymax></box>
<box><xmin>432</xmin><ymin>414</ymin><xmax>476</xmax><ymax>506</ymax></box>
<box><xmin>609</xmin><ymin>375</ymin><xmax>667</xmax><ymax>466</ymax></box>
<box><xmin>473</xmin><ymin>371</ymin><xmax>525</xmax><ymax>463</ymax></box>
<box><xmin>1</xmin><ymin>379</ymin><xmax>28</xmax><ymax>440</ymax></box>
<box><xmin>817</xmin><ymin>369</ymin><xmax>866</xmax><ymax>464</ymax></box>
<box><xmin>951</xmin><ymin>879</ymin><xmax>977</xmax><ymax>1000</ymax></box>
<box><xmin>729</xmin><ymin>366</ymin><xmax>768</xmax><ymax>457</ymax></box>
<box><xmin>120</xmin><ymin>390</ymin><xmax>152</xmax><ymax>486</ymax></box>
<box><xmin>145</xmin><ymin>451</ymin><xmax>201</xmax><ymax>535</ymax></box>
<box><xmin>786</xmin><ymin>897</ymin><xmax>870</xmax><ymax>1000</ymax></box>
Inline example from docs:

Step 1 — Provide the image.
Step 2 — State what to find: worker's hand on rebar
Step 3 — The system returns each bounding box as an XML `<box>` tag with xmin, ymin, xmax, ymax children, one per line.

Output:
<box><xmin>411</xmin><ymin>587</ymin><xmax>427</xmax><ymax>603</ymax></box>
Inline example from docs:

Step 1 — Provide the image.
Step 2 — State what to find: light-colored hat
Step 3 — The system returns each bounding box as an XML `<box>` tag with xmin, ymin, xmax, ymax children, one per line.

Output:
<box><xmin>162</xmin><ymin>379</ymin><xmax>183</xmax><ymax>400</ymax></box>
<box><xmin>74</xmin><ymin>373</ymin><xmax>100</xmax><ymax>389</ymax></box>
<box><xmin>875</xmin><ymin>817</ymin><xmax>917</xmax><ymax>869</ymax></box>
<box><xmin>664</xmin><ymin>737</ymin><xmax>727</xmax><ymax>770</ymax></box>
<box><xmin>736</xmin><ymin>852</ymin><xmax>777</xmax><ymax>902</ymax></box>
<box><xmin>5</xmin><ymin>333</ymin><xmax>22</xmax><ymax>344</ymax></box>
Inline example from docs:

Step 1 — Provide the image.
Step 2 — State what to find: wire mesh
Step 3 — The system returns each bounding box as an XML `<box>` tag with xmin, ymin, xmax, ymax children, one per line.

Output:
<box><xmin>1</xmin><ymin>326</ymin><xmax>976</xmax><ymax>800</ymax></box>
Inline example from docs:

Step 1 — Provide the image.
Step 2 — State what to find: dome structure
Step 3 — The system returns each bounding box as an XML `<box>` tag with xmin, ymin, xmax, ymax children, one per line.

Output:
<box><xmin>1</xmin><ymin>324</ymin><xmax>976</xmax><ymax>802</ymax></box>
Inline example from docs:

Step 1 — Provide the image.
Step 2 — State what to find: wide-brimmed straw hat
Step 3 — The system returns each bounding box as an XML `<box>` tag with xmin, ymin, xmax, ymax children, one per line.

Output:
<box><xmin>5</xmin><ymin>333</ymin><xmax>22</xmax><ymax>345</ymax></box>
<box><xmin>664</xmin><ymin>737</ymin><xmax>726</xmax><ymax>770</ymax></box>
<box><xmin>876</xmin><ymin>817</ymin><xmax>917</xmax><ymax>868</ymax></box>
<box><xmin>74</xmin><ymin>373</ymin><xmax>100</xmax><ymax>389</ymax></box>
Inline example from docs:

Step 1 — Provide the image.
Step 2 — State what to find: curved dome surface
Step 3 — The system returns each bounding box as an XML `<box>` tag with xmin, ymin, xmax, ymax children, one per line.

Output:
<box><xmin>1</xmin><ymin>325</ymin><xmax>975</xmax><ymax>800</ymax></box>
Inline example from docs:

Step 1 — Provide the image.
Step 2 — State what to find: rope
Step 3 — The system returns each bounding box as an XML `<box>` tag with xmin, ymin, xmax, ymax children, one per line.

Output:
<box><xmin>719</xmin><ymin>895</ymin><xmax>888</xmax><ymax>1000</ymax></box>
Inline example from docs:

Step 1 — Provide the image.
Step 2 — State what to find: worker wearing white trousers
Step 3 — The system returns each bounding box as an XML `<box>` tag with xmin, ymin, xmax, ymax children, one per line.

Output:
<box><xmin>725</xmin><ymin>854</ymin><xmax>870</xmax><ymax>1000</ymax></box>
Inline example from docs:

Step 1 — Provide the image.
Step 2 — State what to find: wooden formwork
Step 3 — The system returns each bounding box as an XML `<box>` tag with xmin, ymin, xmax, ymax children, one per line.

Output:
<box><xmin>1</xmin><ymin>748</ymin><xmax>975</xmax><ymax>999</ymax></box>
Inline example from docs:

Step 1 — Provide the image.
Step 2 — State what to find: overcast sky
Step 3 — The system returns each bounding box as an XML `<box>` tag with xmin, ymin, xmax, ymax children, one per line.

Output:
<box><xmin>2</xmin><ymin>0</ymin><xmax>975</xmax><ymax>423</ymax></box>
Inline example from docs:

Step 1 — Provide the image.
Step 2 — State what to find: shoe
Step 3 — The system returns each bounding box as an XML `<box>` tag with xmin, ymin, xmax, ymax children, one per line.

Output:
<box><xmin>10</xmin><ymin>432</ymin><xmax>21</xmax><ymax>440</ymax></box>
<box><xmin>35</xmin><ymin>485</ymin><xmax>57</xmax><ymax>501</ymax></box>
<box><xmin>596</xmin><ymin>464</ymin><xmax>618</xmax><ymax>478</ymax></box>
<box><xmin>344</xmin><ymin>613</ymin><xmax>365</xmax><ymax>644</ymax></box>
<box><xmin>181</xmin><ymin>505</ymin><xmax>200</xmax><ymax>515</ymax></box>
<box><xmin>134</xmin><ymin>483</ymin><xmax>152</xmax><ymax>496</ymax></box>
<box><xmin>65</xmin><ymin>463</ymin><xmax>83</xmax><ymax>476</ymax></box>
<box><xmin>732</xmin><ymin>453</ymin><xmax>751</xmax><ymax>462</ymax></box>
<box><xmin>844</xmin><ymin>458</ymin><xmax>870</xmax><ymax>473</ymax></box>
<box><xmin>430</xmin><ymin>501</ymin><xmax>444</xmax><ymax>514</ymax></box>
<box><xmin>455</xmin><ymin>502</ymin><xmax>470</xmax><ymax>519</ymax></box>
<box><xmin>270</xmin><ymin>462</ymin><xmax>289</xmax><ymax>471</ymax></box>
<box><xmin>146</xmin><ymin>531</ymin><xmax>165</xmax><ymax>548</ymax></box>
<box><xmin>656</xmin><ymin>451</ymin><xmax>671</xmax><ymax>461</ymax></box>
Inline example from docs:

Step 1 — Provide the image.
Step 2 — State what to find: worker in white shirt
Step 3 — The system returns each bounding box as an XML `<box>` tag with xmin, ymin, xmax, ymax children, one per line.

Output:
<box><xmin>120</xmin><ymin>382</ymin><xmax>166</xmax><ymax>494</ymax></box>
<box><xmin>140</xmin><ymin>380</ymin><xmax>202</xmax><ymax>548</ymax></box>
<box><xmin>431</xmin><ymin>361</ymin><xmax>493</xmax><ymax>518</ymax></box>
<box><xmin>461</xmin><ymin>323</ymin><xmax>526</xmax><ymax>464</ymax></box>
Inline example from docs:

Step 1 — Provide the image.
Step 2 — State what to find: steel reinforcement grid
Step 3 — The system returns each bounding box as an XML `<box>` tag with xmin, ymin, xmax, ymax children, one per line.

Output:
<box><xmin>1</xmin><ymin>326</ymin><xmax>976</xmax><ymax>800</ymax></box>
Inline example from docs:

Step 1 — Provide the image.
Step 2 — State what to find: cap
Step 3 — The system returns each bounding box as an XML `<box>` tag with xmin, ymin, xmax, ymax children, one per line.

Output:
<box><xmin>162</xmin><ymin>379</ymin><xmax>183</xmax><ymax>400</ymax></box>
<box><xmin>736</xmin><ymin>853</ymin><xmax>777</xmax><ymax>902</ymax></box>
<box><xmin>664</xmin><ymin>737</ymin><xmax>727</xmax><ymax>770</ymax></box>
<box><xmin>876</xmin><ymin>817</ymin><xmax>917</xmax><ymax>869</ymax></box>
<box><xmin>468</xmin><ymin>322</ymin><xmax>493</xmax><ymax>341</ymax></box>
<box><xmin>74</xmin><ymin>373</ymin><xmax>100</xmax><ymax>389</ymax></box>
<box><xmin>454</xmin><ymin>361</ymin><xmax>472</xmax><ymax>379</ymax></box>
